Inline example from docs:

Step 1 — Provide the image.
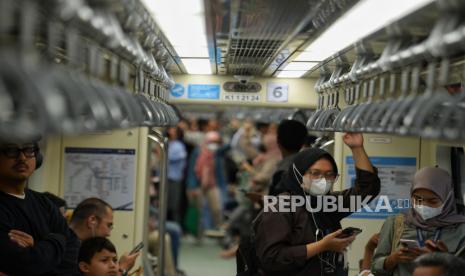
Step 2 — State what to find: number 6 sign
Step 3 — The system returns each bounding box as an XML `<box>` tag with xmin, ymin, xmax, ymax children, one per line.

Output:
<box><xmin>267</xmin><ymin>82</ymin><xmax>288</xmax><ymax>102</ymax></box>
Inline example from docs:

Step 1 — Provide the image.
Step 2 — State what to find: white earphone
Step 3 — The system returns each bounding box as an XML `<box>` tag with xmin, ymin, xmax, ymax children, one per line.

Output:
<box><xmin>293</xmin><ymin>163</ymin><xmax>336</xmax><ymax>274</ymax></box>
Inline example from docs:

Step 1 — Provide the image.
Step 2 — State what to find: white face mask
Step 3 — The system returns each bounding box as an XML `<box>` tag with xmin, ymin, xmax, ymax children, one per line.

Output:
<box><xmin>302</xmin><ymin>176</ymin><xmax>333</xmax><ymax>196</ymax></box>
<box><xmin>414</xmin><ymin>203</ymin><xmax>444</xmax><ymax>220</ymax></box>
<box><xmin>207</xmin><ymin>143</ymin><xmax>219</xmax><ymax>151</ymax></box>
<box><xmin>293</xmin><ymin>164</ymin><xmax>333</xmax><ymax>196</ymax></box>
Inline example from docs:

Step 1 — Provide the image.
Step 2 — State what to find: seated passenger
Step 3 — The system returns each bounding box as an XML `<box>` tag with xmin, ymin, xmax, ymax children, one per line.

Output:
<box><xmin>413</xmin><ymin>252</ymin><xmax>465</xmax><ymax>276</ymax></box>
<box><xmin>78</xmin><ymin>237</ymin><xmax>120</xmax><ymax>276</ymax></box>
<box><xmin>70</xmin><ymin>198</ymin><xmax>114</xmax><ymax>240</ymax></box>
<box><xmin>147</xmin><ymin>202</ymin><xmax>184</xmax><ymax>276</ymax></box>
<box><xmin>70</xmin><ymin>197</ymin><xmax>139</xmax><ymax>274</ymax></box>
<box><xmin>0</xmin><ymin>137</ymin><xmax>80</xmax><ymax>275</ymax></box>
<box><xmin>372</xmin><ymin>167</ymin><xmax>465</xmax><ymax>276</ymax></box>
<box><xmin>255</xmin><ymin>133</ymin><xmax>380</xmax><ymax>275</ymax></box>
<box><xmin>358</xmin><ymin>233</ymin><xmax>379</xmax><ymax>276</ymax></box>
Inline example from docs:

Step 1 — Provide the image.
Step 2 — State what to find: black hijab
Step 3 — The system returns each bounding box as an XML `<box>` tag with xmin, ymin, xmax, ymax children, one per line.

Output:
<box><xmin>279</xmin><ymin>148</ymin><xmax>338</xmax><ymax>196</ymax></box>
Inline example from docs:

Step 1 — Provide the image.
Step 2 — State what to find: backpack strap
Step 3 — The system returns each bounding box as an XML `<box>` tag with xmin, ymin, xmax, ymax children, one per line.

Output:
<box><xmin>391</xmin><ymin>213</ymin><xmax>405</xmax><ymax>253</ymax></box>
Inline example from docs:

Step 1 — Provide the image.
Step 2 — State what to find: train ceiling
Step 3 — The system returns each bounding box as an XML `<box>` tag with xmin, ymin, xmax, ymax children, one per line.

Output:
<box><xmin>142</xmin><ymin>0</ymin><xmax>437</xmax><ymax>78</ymax></box>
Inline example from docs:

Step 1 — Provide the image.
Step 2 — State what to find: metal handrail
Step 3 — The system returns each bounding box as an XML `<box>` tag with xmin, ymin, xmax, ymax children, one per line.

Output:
<box><xmin>148</xmin><ymin>132</ymin><xmax>168</xmax><ymax>276</ymax></box>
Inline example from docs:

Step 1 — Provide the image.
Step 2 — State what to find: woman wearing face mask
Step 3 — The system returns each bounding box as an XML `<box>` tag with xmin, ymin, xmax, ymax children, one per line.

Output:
<box><xmin>255</xmin><ymin>133</ymin><xmax>380</xmax><ymax>276</ymax></box>
<box><xmin>371</xmin><ymin>167</ymin><xmax>465</xmax><ymax>276</ymax></box>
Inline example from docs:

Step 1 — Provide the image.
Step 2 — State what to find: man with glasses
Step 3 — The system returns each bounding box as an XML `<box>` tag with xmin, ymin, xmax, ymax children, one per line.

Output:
<box><xmin>69</xmin><ymin>197</ymin><xmax>139</xmax><ymax>275</ymax></box>
<box><xmin>0</xmin><ymin>137</ymin><xmax>80</xmax><ymax>275</ymax></box>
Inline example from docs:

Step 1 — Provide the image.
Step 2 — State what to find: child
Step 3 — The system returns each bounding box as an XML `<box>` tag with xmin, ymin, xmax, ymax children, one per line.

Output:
<box><xmin>78</xmin><ymin>237</ymin><xmax>120</xmax><ymax>276</ymax></box>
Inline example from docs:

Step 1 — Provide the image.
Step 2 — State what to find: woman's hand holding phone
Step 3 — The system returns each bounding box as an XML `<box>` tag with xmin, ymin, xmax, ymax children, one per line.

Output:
<box><xmin>321</xmin><ymin>229</ymin><xmax>356</xmax><ymax>253</ymax></box>
<box><xmin>385</xmin><ymin>240</ymin><xmax>430</xmax><ymax>270</ymax></box>
<box><xmin>425</xmin><ymin>240</ymin><xmax>449</xmax><ymax>253</ymax></box>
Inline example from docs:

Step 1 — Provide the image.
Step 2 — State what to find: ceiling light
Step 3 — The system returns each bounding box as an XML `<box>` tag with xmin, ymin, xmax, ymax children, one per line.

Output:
<box><xmin>142</xmin><ymin>0</ymin><xmax>209</xmax><ymax>58</ymax></box>
<box><xmin>181</xmin><ymin>58</ymin><xmax>212</xmax><ymax>75</ymax></box>
<box><xmin>295</xmin><ymin>0</ymin><xmax>434</xmax><ymax>61</ymax></box>
<box><xmin>276</xmin><ymin>71</ymin><xmax>308</xmax><ymax>78</ymax></box>
<box><xmin>282</xmin><ymin>62</ymin><xmax>319</xmax><ymax>71</ymax></box>
<box><xmin>174</xmin><ymin>46</ymin><xmax>210</xmax><ymax>58</ymax></box>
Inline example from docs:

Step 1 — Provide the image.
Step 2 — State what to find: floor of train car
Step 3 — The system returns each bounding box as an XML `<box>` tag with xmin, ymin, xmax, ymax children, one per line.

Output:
<box><xmin>179</xmin><ymin>236</ymin><xmax>236</xmax><ymax>276</ymax></box>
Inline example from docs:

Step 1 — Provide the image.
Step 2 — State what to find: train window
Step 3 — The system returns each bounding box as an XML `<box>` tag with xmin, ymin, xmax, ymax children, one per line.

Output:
<box><xmin>436</xmin><ymin>146</ymin><xmax>465</xmax><ymax>213</ymax></box>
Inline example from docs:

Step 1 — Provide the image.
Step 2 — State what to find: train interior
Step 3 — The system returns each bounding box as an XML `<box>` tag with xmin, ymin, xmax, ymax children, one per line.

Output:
<box><xmin>2</xmin><ymin>0</ymin><xmax>465</xmax><ymax>275</ymax></box>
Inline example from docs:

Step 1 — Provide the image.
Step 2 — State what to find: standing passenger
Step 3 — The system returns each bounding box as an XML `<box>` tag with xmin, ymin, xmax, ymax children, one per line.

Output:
<box><xmin>187</xmin><ymin>131</ymin><xmax>227</xmax><ymax>238</ymax></box>
<box><xmin>166</xmin><ymin>127</ymin><xmax>187</xmax><ymax>224</ymax></box>
<box><xmin>0</xmin><ymin>137</ymin><xmax>80</xmax><ymax>275</ymax></box>
<box><xmin>268</xmin><ymin>119</ymin><xmax>308</xmax><ymax>196</ymax></box>
<box><xmin>241</xmin><ymin>132</ymin><xmax>282</xmax><ymax>192</ymax></box>
<box><xmin>255</xmin><ymin>133</ymin><xmax>380</xmax><ymax>275</ymax></box>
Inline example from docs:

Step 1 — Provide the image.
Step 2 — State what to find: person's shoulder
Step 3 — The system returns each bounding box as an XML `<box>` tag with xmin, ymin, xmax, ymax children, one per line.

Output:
<box><xmin>277</xmin><ymin>154</ymin><xmax>296</xmax><ymax>168</ymax></box>
<box><xmin>452</xmin><ymin>221</ymin><xmax>465</xmax><ymax>232</ymax></box>
<box><xmin>172</xmin><ymin>140</ymin><xmax>184</xmax><ymax>146</ymax></box>
<box><xmin>26</xmin><ymin>189</ymin><xmax>55</xmax><ymax>209</ymax></box>
<box><xmin>382</xmin><ymin>213</ymin><xmax>402</xmax><ymax>225</ymax></box>
<box><xmin>26</xmin><ymin>189</ymin><xmax>47</xmax><ymax>200</ymax></box>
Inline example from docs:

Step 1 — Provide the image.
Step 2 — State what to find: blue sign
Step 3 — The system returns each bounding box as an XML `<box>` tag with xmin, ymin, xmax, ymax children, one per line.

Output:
<box><xmin>188</xmin><ymin>84</ymin><xmax>220</xmax><ymax>99</ymax></box>
<box><xmin>170</xmin><ymin>83</ymin><xmax>185</xmax><ymax>98</ymax></box>
<box><xmin>345</xmin><ymin>156</ymin><xmax>417</xmax><ymax>219</ymax></box>
<box><xmin>216</xmin><ymin>47</ymin><xmax>222</xmax><ymax>64</ymax></box>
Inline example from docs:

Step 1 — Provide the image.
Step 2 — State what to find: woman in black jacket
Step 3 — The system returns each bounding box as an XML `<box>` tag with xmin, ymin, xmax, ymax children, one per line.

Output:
<box><xmin>255</xmin><ymin>133</ymin><xmax>380</xmax><ymax>276</ymax></box>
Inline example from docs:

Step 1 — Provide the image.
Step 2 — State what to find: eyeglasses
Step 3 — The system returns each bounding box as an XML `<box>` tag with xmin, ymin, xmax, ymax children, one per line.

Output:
<box><xmin>412</xmin><ymin>194</ymin><xmax>441</xmax><ymax>206</ymax></box>
<box><xmin>307</xmin><ymin>170</ymin><xmax>339</xmax><ymax>181</ymax></box>
<box><xmin>0</xmin><ymin>146</ymin><xmax>37</xmax><ymax>159</ymax></box>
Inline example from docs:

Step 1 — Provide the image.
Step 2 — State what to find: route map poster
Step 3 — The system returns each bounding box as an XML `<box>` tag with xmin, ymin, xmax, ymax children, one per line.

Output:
<box><xmin>345</xmin><ymin>156</ymin><xmax>417</xmax><ymax>219</ymax></box>
<box><xmin>63</xmin><ymin>147</ymin><xmax>136</xmax><ymax>210</ymax></box>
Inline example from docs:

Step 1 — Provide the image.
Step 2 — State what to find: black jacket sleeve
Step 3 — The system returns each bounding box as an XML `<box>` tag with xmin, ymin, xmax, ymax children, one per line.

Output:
<box><xmin>331</xmin><ymin>167</ymin><xmax>381</xmax><ymax>221</ymax></box>
<box><xmin>0</xmin><ymin>194</ymin><xmax>78</xmax><ymax>275</ymax></box>
<box><xmin>0</xmin><ymin>227</ymin><xmax>66</xmax><ymax>275</ymax></box>
<box><xmin>255</xmin><ymin>209</ymin><xmax>308</xmax><ymax>272</ymax></box>
<box><xmin>45</xmin><ymin>195</ymin><xmax>81</xmax><ymax>275</ymax></box>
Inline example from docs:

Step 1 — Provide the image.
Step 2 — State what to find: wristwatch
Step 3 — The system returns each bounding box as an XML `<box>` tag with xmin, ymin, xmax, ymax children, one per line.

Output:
<box><xmin>119</xmin><ymin>268</ymin><xmax>128</xmax><ymax>276</ymax></box>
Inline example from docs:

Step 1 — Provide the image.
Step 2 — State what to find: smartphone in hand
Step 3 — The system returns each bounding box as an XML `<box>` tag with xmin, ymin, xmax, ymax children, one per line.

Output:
<box><xmin>400</xmin><ymin>239</ymin><xmax>419</xmax><ymax>249</ymax></box>
<box><xmin>129</xmin><ymin>242</ymin><xmax>144</xmax><ymax>254</ymax></box>
<box><xmin>336</xmin><ymin>227</ymin><xmax>362</xmax><ymax>238</ymax></box>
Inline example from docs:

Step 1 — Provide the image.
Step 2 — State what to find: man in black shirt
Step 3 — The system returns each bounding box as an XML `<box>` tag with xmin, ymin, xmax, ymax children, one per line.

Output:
<box><xmin>268</xmin><ymin>120</ymin><xmax>308</xmax><ymax>196</ymax></box>
<box><xmin>0</xmin><ymin>138</ymin><xmax>80</xmax><ymax>275</ymax></box>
